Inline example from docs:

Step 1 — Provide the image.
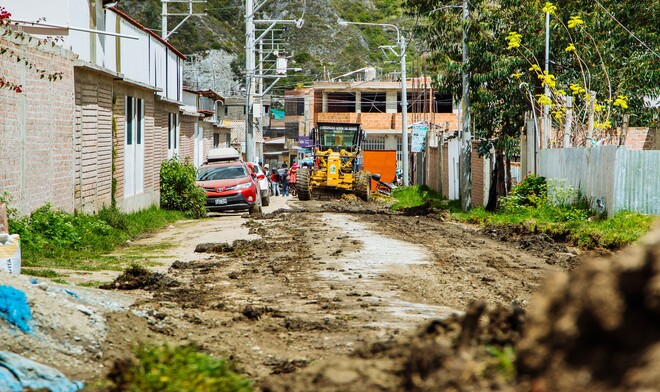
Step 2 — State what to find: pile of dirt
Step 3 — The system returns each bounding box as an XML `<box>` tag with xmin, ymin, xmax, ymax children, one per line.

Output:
<box><xmin>259</xmin><ymin>218</ymin><xmax>660</xmax><ymax>392</ymax></box>
<box><xmin>0</xmin><ymin>271</ymin><xmax>135</xmax><ymax>381</ymax></box>
<box><xmin>516</xmin><ymin>227</ymin><xmax>660</xmax><ymax>391</ymax></box>
<box><xmin>260</xmin><ymin>302</ymin><xmax>524</xmax><ymax>392</ymax></box>
<box><xmin>100</xmin><ymin>265</ymin><xmax>178</xmax><ymax>291</ymax></box>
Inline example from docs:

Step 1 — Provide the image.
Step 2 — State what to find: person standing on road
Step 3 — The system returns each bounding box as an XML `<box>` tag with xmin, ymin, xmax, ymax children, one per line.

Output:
<box><xmin>288</xmin><ymin>163</ymin><xmax>298</xmax><ymax>195</ymax></box>
<box><xmin>279</xmin><ymin>163</ymin><xmax>289</xmax><ymax>197</ymax></box>
<box><xmin>270</xmin><ymin>165</ymin><xmax>281</xmax><ymax>196</ymax></box>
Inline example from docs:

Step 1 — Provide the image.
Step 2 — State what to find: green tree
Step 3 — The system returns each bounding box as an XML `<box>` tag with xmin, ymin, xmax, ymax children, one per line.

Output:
<box><xmin>404</xmin><ymin>0</ymin><xmax>660</xmax><ymax>207</ymax></box>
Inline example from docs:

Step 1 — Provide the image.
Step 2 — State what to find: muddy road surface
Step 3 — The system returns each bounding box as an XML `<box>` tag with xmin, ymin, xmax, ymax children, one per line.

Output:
<box><xmin>8</xmin><ymin>195</ymin><xmax>589</xmax><ymax>391</ymax></box>
<box><xmin>79</xmin><ymin>196</ymin><xmax>569</xmax><ymax>388</ymax></box>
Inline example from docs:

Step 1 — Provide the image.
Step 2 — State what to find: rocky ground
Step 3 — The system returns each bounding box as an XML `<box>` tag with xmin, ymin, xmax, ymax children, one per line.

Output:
<box><xmin>1</xmin><ymin>196</ymin><xmax>658</xmax><ymax>391</ymax></box>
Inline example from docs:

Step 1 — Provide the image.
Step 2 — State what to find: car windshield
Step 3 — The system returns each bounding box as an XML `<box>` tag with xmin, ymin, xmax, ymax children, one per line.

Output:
<box><xmin>197</xmin><ymin>165</ymin><xmax>248</xmax><ymax>181</ymax></box>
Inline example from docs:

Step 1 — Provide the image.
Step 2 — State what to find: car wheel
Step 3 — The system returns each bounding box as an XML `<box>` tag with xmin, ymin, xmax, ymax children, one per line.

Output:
<box><xmin>262</xmin><ymin>192</ymin><xmax>270</xmax><ymax>207</ymax></box>
<box><xmin>249</xmin><ymin>197</ymin><xmax>262</xmax><ymax>215</ymax></box>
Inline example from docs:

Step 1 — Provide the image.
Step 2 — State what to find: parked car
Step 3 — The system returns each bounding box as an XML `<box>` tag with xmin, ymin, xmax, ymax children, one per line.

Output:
<box><xmin>247</xmin><ymin>162</ymin><xmax>270</xmax><ymax>206</ymax></box>
<box><xmin>196</xmin><ymin>148</ymin><xmax>262</xmax><ymax>214</ymax></box>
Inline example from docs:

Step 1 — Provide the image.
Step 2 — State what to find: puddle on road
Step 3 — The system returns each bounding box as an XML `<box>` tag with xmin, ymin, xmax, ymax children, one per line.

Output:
<box><xmin>319</xmin><ymin>213</ymin><xmax>461</xmax><ymax>329</ymax></box>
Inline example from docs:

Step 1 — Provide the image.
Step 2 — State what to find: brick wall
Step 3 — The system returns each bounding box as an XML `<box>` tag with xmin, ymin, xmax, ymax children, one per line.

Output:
<box><xmin>179</xmin><ymin>115</ymin><xmax>196</xmax><ymax>163</ymax></box>
<box><xmin>427</xmin><ymin>147</ymin><xmax>441</xmax><ymax>193</ymax></box>
<box><xmin>425</xmin><ymin>141</ymin><xmax>487</xmax><ymax>206</ymax></box>
<box><xmin>0</xmin><ymin>33</ymin><xmax>76</xmax><ymax>214</ymax></box>
<box><xmin>74</xmin><ymin>68</ymin><xmax>114</xmax><ymax>213</ymax></box>
<box><xmin>471</xmin><ymin>141</ymin><xmax>485</xmax><ymax>207</ymax></box>
<box><xmin>625</xmin><ymin>128</ymin><xmax>656</xmax><ymax>150</ymax></box>
<box><xmin>441</xmin><ymin>144</ymin><xmax>449</xmax><ymax>199</ymax></box>
<box><xmin>316</xmin><ymin>112</ymin><xmax>359</xmax><ymax>124</ymax></box>
<box><xmin>359</xmin><ymin>113</ymin><xmax>394</xmax><ymax>130</ymax></box>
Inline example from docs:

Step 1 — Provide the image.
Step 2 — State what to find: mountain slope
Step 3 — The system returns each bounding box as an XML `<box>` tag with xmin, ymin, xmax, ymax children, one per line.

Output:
<box><xmin>117</xmin><ymin>0</ymin><xmax>407</xmax><ymax>92</ymax></box>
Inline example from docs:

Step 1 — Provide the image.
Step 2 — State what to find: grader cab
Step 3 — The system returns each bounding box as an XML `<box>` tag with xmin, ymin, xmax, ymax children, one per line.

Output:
<box><xmin>297</xmin><ymin>122</ymin><xmax>371</xmax><ymax>201</ymax></box>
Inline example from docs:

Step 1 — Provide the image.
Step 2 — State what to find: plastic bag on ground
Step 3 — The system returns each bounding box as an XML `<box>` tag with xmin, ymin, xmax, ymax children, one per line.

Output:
<box><xmin>0</xmin><ymin>351</ymin><xmax>84</xmax><ymax>392</ymax></box>
<box><xmin>0</xmin><ymin>234</ymin><xmax>21</xmax><ymax>274</ymax></box>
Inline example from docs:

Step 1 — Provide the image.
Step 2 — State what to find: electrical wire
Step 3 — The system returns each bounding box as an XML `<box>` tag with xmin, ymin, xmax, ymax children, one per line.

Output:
<box><xmin>593</xmin><ymin>0</ymin><xmax>660</xmax><ymax>60</ymax></box>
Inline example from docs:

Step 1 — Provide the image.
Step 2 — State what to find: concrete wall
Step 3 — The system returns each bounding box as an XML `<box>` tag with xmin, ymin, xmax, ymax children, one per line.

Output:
<box><xmin>0</xmin><ymin>32</ymin><xmax>77</xmax><ymax>214</ymax></box>
<box><xmin>538</xmin><ymin>146</ymin><xmax>660</xmax><ymax>216</ymax></box>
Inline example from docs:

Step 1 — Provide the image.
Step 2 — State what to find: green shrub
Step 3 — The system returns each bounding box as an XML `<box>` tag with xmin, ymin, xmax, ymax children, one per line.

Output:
<box><xmin>110</xmin><ymin>344</ymin><xmax>253</xmax><ymax>392</ymax></box>
<box><xmin>5</xmin><ymin>201</ymin><xmax>183</xmax><ymax>270</ymax></box>
<box><xmin>509</xmin><ymin>174</ymin><xmax>547</xmax><ymax>207</ymax></box>
<box><xmin>99</xmin><ymin>206</ymin><xmax>129</xmax><ymax>230</ymax></box>
<box><xmin>160</xmin><ymin>158</ymin><xmax>207</xmax><ymax>219</ymax></box>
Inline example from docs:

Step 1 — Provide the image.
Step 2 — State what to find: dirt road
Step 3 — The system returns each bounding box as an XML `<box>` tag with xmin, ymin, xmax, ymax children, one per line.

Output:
<box><xmin>8</xmin><ymin>196</ymin><xmax>660</xmax><ymax>391</ymax></box>
<box><xmin>5</xmin><ymin>195</ymin><xmax>585</xmax><ymax>391</ymax></box>
<box><xmin>67</xmin><ymin>196</ymin><xmax>567</xmax><ymax>387</ymax></box>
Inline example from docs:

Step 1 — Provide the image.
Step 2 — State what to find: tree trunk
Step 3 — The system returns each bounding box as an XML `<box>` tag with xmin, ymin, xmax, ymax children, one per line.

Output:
<box><xmin>486</xmin><ymin>148</ymin><xmax>507</xmax><ymax>211</ymax></box>
<box><xmin>486</xmin><ymin>159</ymin><xmax>498</xmax><ymax>212</ymax></box>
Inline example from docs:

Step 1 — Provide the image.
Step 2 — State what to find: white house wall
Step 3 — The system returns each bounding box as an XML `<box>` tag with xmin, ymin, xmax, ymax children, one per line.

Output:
<box><xmin>165</xmin><ymin>48</ymin><xmax>181</xmax><ymax>101</ymax></box>
<box><xmin>68</xmin><ymin>0</ymin><xmax>95</xmax><ymax>63</ymax></box>
<box><xmin>118</xmin><ymin>18</ymin><xmax>150</xmax><ymax>84</ymax></box>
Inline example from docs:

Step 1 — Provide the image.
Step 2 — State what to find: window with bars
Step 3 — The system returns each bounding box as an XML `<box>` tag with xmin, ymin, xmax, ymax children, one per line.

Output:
<box><xmin>362</xmin><ymin>135</ymin><xmax>386</xmax><ymax>151</ymax></box>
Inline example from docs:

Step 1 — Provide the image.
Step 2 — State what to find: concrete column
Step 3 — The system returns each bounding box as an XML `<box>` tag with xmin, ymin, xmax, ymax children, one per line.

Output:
<box><xmin>384</xmin><ymin>134</ymin><xmax>398</xmax><ymax>150</ymax></box>
<box><xmin>386</xmin><ymin>91</ymin><xmax>397</xmax><ymax>113</ymax></box>
<box><xmin>355</xmin><ymin>91</ymin><xmax>361</xmax><ymax>113</ymax></box>
<box><xmin>322</xmin><ymin>92</ymin><xmax>328</xmax><ymax>113</ymax></box>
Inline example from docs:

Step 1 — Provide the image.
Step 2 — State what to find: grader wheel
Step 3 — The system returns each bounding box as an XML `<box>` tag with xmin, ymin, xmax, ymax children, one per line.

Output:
<box><xmin>297</xmin><ymin>168</ymin><xmax>312</xmax><ymax>200</ymax></box>
<box><xmin>354</xmin><ymin>170</ymin><xmax>371</xmax><ymax>201</ymax></box>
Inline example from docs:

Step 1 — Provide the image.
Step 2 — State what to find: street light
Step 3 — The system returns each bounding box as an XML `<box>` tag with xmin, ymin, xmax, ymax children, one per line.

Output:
<box><xmin>337</xmin><ymin>19</ymin><xmax>409</xmax><ymax>186</ymax></box>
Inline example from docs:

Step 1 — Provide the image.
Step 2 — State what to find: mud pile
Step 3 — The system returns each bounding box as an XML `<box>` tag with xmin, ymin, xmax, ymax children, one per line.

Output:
<box><xmin>261</xmin><ymin>224</ymin><xmax>660</xmax><ymax>392</ymax></box>
<box><xmin>261</xmin><ymin>302</ymin><xmax>524</xmax><ymax>392</ymax></box>
<box><xmin>516</xmin><ymin>227</ymin><xmax>660</xmax><ymax>391</ymax></box>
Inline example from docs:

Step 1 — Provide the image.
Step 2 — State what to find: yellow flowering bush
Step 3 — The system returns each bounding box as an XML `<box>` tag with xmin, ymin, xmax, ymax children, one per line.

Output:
<box><xmin>613</xmin><ymin>95</ymin><xmax>629</xmax><ymax>109</ymax></box>
<box><xmin>536</xmin><ymin>94</ymin><xmax>552</xmax><ymax>106</ymax></box>
<box><xmin>567</xmin><ymin>15</ymin><xmax>584</xmax><ymax>28</ymax></box>
<box><xmin>506</xmin><ymin>31</ymin><xmax>523</xmax><ymax>49</ymax></box>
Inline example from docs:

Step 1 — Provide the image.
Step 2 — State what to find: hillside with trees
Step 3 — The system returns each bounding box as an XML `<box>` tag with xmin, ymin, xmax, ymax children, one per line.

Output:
<box><xmin>117</xmin><ymin>0</ymin><xmax>409</xmax><ymax>95</ymax></box>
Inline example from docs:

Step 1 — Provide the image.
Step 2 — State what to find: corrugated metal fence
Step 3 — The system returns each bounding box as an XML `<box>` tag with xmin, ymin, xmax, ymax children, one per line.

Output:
<box><xmin>538</xmin><ymin>147</ymin><xmax>660</xmax><ymax>216</ymax></box>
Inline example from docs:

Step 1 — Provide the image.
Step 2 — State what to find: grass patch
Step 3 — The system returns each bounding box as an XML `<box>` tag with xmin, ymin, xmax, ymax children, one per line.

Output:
<box><xmin>21</xmin><ymin>268</ymin><xmax>63</xmax><ymax>278</ymax></box>
<box><xmin>390</xmin><ymin>185</ymin><xmax>447</xmax><ymax>211</ymax></box>
<box><xmin>10</xmin><ymin>205</ymin><xmax>186</xmax><ymax>271</ymax></box>
<box><xmin>107</xmin><ymin>344</ymin><xmax>253</xmax><ymax>392</ymax></box>
<box><xmin>391</xmin><ymin>177</ymin><xmax>655</xmax><ymax>250</ymax></box>
<box><xmin>454</xmin><ymin>206</ymin><xmax>654</xmax><ymax>249</ymax></box>
<box><xmin>77</xmin><ymin>281</ymin><xmax>106</xmax><ymax>288</ymax></box>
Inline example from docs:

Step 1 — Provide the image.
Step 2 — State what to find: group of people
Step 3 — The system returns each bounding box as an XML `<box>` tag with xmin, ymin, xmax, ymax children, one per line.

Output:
<box><xmin>265</xmin><ymin>162</ymin><xmax>298</xmax><ymax>197</ymax></box>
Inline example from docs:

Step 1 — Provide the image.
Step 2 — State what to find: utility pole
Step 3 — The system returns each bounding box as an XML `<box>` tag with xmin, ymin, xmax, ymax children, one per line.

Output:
<box><xmin>245</xmin><ymin>0</ymin><xmax>303</xmax><ymax>163</ymax></box>
<box><xmin>459</xmin><ymin>0</ymin><xmax>471</xmax><ymax>212</ymax></box>
<box><xmin>161</xmin><ymin>0</ymin><xmax>206</xmax><ymax>41</ymax></box>
<box><xmin>400</xmin><ymin>34</ymin><xmax>409</xmax><ymax>186</ymax></box>
<box><xmin>245</xmin><ymin>0</ymin><xmax>255</xmax><ymax>161</ymax></box>
<box><xmin>543</xmin><ymin>8</ymin><xmax>550</xmax><ymax>148</ymax></box>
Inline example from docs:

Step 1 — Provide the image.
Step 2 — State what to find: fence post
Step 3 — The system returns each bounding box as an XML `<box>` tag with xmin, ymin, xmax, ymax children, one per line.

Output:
<box><xmin>587</xmin><ymin>91</ymin><xmax>596</xmax><ymax>148</ymax></box>
<box><xmin>563</xmin><ymin>96</ymin><xmax>572</xmax><ymax>148</ymax></box>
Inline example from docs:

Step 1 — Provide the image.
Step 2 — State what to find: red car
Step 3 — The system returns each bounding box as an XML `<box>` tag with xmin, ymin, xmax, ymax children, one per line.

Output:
<box><xmin>196</xmin><ymin>148</ymin><xmax>262</xmax><ymax>214</ymax></box>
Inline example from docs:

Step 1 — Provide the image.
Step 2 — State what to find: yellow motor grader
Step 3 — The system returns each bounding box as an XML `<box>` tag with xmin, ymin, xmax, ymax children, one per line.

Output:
<box><xmin>296</xmin><ymin>122</ymin><xmax>371</xmax><ymax>201</ymax></box>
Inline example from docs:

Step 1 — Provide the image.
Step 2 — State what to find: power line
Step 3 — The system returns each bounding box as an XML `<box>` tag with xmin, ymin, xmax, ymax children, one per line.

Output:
<box><xmin>594</xmin><ymin>0</ymin><xmax>660</xmax><ymax>60</ymax></box>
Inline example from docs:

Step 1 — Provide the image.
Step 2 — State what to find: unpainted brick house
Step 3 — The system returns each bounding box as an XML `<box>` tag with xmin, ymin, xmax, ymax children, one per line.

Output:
<box><xmin>1</xmin><ymin>0</ymin><xmax>218</xmax><ymax>214</ymax></box>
